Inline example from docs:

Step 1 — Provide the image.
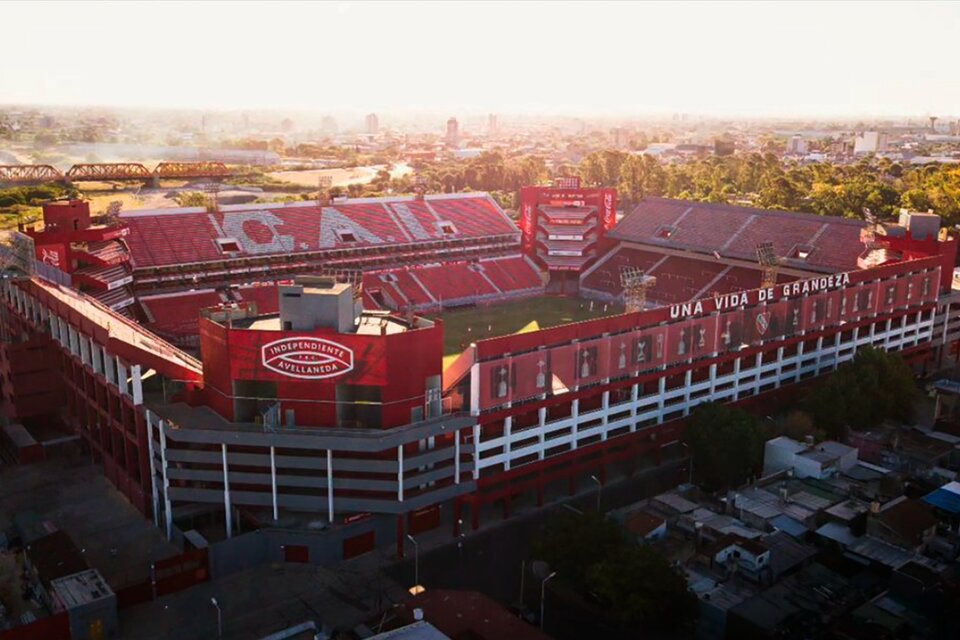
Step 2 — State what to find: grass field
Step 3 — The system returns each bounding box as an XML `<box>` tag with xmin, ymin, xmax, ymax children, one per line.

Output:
<box><xmin>434</xmin><ymin>295</ymin><xmax>624</xmax><ymax>368</ymax></box>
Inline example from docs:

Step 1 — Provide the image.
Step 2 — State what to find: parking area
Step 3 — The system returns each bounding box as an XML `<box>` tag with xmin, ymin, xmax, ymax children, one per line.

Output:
<box><xmin>0</xmin><ymin>455</ymin><xmax>178</xmax><ymax>588</ymax></box>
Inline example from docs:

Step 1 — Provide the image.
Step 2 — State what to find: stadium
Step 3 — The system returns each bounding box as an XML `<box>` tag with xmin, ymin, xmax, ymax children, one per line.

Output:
<box><xmin>2</xmin><ymin>177</ymin><xmax>959</xmax><ymax>561</ymax></box>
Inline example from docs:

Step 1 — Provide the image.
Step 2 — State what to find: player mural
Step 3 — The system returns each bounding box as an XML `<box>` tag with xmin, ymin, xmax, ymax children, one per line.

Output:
<box><xmin>475</xmin><ymin>265</ymin><xmax>940</xmax><ymax>410</ymax></box>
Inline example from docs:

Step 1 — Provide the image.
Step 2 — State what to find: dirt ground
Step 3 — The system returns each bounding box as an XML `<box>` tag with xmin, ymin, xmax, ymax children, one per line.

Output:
<box><xmin>268</xmin><ymin>163</ymin><xmax>412</xmax><ymax>188</ymax></box>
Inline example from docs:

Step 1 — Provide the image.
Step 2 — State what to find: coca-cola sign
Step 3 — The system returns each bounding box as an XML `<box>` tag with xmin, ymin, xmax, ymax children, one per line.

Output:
<box><xmin>261</xmin><ymin>337</ymin><xmax>354</xmax><ymax>380</ymax></box>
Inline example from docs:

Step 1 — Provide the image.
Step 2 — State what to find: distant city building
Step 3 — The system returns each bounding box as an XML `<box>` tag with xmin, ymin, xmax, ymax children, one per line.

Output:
<box><xmin>365</xmin><ymin>113</ymin><xmax>379</xmax><ymax>135</ymax></box>
<box><xmin>853</xmin><ymin>131</ymin><xmax>887</xmax><ymax>155</ymax></box>
<box><xmin>446</xmin><ymin>117</ymin><xmax>459</xmax><ymax>147</ymax></box>
<box><xmin>785</xmin><ymin>135</ymin><xmax>808</xmax><ymax>156</ymax></box>
<box><xmin>487</xmin><ymin>113</ymin><xmax>499</xmax><ymax>135</ymax></box>
<box><xmin>321</xmin><ymin>115</ymin><xmax>338</xmax><ymax>135</ymax></box>
<box><xmin>280</xmin><ymin>118</ymin><xmax>295</xmax><ymax>133</ymax></box>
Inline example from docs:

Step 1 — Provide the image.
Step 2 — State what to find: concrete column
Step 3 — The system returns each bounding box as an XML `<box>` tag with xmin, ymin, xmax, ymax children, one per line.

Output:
<box><xmin>682</xmin><ymin>370</ymin><xmax>693</xmax><ymax>416</ymax></box>
<box><xmin>68</xmin><ymin>326</ymin><xmax>79</xmax><ymax>356</ymax></box>
<box><xmin>158</xmin><ymin>420</ymin><xmax>173</xmax><ymax>540</ymax></box>
<box><xmin>753</xmin><ymin>352</ymin><xmax>763</xmax><ymax>393</ymax></box>
<box><xmin>538</xmin><ymin>408</ymin><xmax>547</xmax><ymax>460</ymax></box>
<box><xmin>732</xmin><ymin>358</ymin><xmax>741</xmax><ymax>401</ymax></box>
<box><xmin>629</xmin><ymin>384</ymin><xmax>639</xmax><ymax>432</ymax></box>
<box><xmin>472</xmin><ymin>423</ymin><xmax>481</xmax><ymax>479</ymax></box>
<box><xmin>92</xmin><ymin>345</ymin><xmax>104</xmax><ymax>376</ymax></box>
<box><xmin>708</xmin><ymin>364</ymin><xmax>718</xmax><ymax>396</ymax></box>
<box><xmin>145</xmin><ymin>411</ymin><xmax>160</xmax><ymax>524</ymax></box>
<box><xmin>657</xmin><ymin>376</ymin><xmax>666</xmax><ymax>424</ymax></box>
<box><xmin>79</xmin><ymin>336</ymin><xmax>90</xmax><ymax>367</ymax></box>
<box><xmin>469</xmin><ymin>360</ymin><xmax>481</xmax><ymax>415</ymax></box>
<box><xmin>570</xmin><ymin>399</ymin><xmax>579</xmax><ymax>450</ymax></box>
<box><xmin>454</xmin><ymin>432</ymin><xmax>461</xmax><ymax>484</ymax></box>
<box><xmin>326</xmin><ymin>450</ymin><xmax>334</xmax><ymax>523</ymax></box>
<box><xmin>775</xmin><ymin>346</ymin><xmax>784</xmax><ymax>388</ymax></box>
<box><xmin>130</xmin><ymin>364</ymin><xmax>143</xmax><ymax>405</ymax></box>
<box><xmin>942</xmin><ymin>303</ymin><xmax>951</xmax><ymax>346</ymax></box>
<box><xmin>116</xmin><ymin>358</ymin><xmax>128</xmax><ymax>396</ymax></box>
<box><xmin>503</xmin><ymin>416</ymin><xmax>512</xmax><ymax>470</ymax></box>
<box><xmin>397</xmin><ymin>445</ymin><xmax>404</xmax><ymax>502</ymax></box>
<box><xmin>600</xmin><ymin>391</ymin><xmax>610</xmax><ymax>439</ymax></box>
<box><xmin>795</xmin><ymin>341</ymin><xmax>805</xmax><ymax>382</ymax></box>
<box><xmin>270</xmin><ymin>446</ymin><xmax>279</xmax><ymax>521</ymax></box>
<box><xmin>103</xmin><ymin>349</ymin><xmax>116</xmax><ymax>386</ymax></box>
<box><xmin>222</xmin><ymin>444</ymin><xmax>232</xmax><ymax>539</ymax></box>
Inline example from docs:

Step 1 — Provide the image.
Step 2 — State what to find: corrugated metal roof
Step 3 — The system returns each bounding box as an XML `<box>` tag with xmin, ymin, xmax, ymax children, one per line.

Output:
<box><xmin>923</xmin><ymin>485</ymin><xmax>960</xmax><ymax>514</ymax></box>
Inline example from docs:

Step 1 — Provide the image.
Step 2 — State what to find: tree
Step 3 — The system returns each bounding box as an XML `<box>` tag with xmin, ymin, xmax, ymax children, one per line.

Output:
<box><xmin>534</xmin><ymin>512</ymin><xmax>696</xmax><ymax>635</ymax></box>
<box><xmin>174</xmin><ymin>191</ymin><xmax>210</xmax><ymax>208</ymax></box>
<box><xmin>803</xmin><ymin>346</ymin><xmax>918</xmax><ymax>439</ymax></box>
<box><xmin>587</xmin><ymin>544</ymin><xmax>697</xmax><ymax>632</ymax></box>
<box><xmin>534</xmin><ymin>512</ymin><xmax>622</xmax><ymax>591</ymax></box>
<box><xmin>684</xmin><ymin>402</ymin><xmax>765</xmax><ymax>491</ymax></box>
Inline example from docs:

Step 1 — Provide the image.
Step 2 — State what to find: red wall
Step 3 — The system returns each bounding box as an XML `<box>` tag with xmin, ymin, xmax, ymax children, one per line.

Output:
<box><xmin>199</xmin><ymin>315</ymin><xmax>443</xmax><ymax>428</ymax></box>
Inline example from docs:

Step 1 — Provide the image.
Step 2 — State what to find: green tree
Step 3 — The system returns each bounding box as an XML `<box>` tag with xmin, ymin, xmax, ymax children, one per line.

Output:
<box><xmin>684</xmin><ymin>402</ymin><xmax>765</xmax><ymax>491</ymax></box>
<box><xmin>803</xmin><ymin>346</ymin><xmax>918</xmax><ymax>439</ymax></box>
<box><xmin>587</xmin><ymin>544</ymin><xmax>698</xmax><ymax>632</ymax></box>
<box><xmin>174</xmin><ymin>191</ymin><xmax>211</xmax><ymax>208</ymax></box>
<box><xmin>534</xmin><ymin>511</ymin><xmax>622</xmax><ymax>591</ymax></box>
<box><xmin>534</xmin><ymin>512</ymin><xmax>696</xmax><ymax>635</ymax></box>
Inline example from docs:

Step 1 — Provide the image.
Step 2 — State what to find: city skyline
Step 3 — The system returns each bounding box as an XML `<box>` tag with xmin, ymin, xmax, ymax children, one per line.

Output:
<box><xmin>3</xmin><ymin>1</ymin><xmax>959</xmax><ymax>119</ymax></box>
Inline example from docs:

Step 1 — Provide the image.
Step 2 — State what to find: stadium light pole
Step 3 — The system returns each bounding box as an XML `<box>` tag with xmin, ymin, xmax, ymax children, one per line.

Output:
<box><xmin>210</xmin><ymin>597</ymin><xmax>222</xmax><ymax>639</ymax></box>
<box><xmin>590</xmin><ymin>474</ymin><xmax>602</xmax><ymax>513</ymax></box>
<box><xmin>540</xmin><ymin>571</ymin><xmax>557</xmax><ymax>631</ymax></box>
<box><xmin>407</xmin><ymin>534</ymin><xmax>419</xmax><ymax>588</ymax></box>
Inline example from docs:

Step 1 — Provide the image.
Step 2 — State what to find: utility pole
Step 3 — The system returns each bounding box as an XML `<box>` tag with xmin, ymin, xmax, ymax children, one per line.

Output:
<box><xmin>540</xmin><ymin>571</ymin><xmax>557</xmax><ymax>631</ymax></box>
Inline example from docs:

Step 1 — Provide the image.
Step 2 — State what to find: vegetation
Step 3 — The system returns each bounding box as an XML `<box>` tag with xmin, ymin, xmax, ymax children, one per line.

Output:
<box><xmin>173</xmin><ymin>191</ymin><xmax>212</xmax><ymax>208</ymax></box>
<box><xmin>578</xmin><ymin>150</ymin><xmax>960</xmax><ymax>220</ymax></box>
<box><xmin>534</xmin><ymin>512</ymin><xmax>696</xmax><ymax>634</ymax></box>
<box><xmin>0</xmin><ymin>184</ymin><xmax>76</xmax><ymax>209</ymax></box>
<box><xmin>683</xmin><ymin>402</ymin><xmax>766</xmax><ymax>492</ymax></box>
<box><xmin>803</xmin><ymin>346</ymin><xmax>918</xmax><ymax>439</ymax></box>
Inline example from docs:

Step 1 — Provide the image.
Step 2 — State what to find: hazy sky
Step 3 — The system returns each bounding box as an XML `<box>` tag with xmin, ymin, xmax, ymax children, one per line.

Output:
<box><xmin>2</xmin><ymin>1</ymin><xmax>958</xmax><ymax>118</ymax></box>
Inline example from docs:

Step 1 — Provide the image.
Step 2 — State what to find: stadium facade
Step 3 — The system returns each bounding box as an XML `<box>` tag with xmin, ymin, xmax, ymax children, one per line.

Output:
<box><xmin>3</xmin><ymin>187</ymin><xmax>960</xmax><ymax>560</ymax></box>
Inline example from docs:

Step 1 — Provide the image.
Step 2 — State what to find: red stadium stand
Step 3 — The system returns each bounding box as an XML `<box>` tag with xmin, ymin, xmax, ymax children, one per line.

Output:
<box><xmin>644</xmin><ymin>256</ymin><xmax>728</xmax><ymax>305</ymax></box>
<box><xmin>121</xmin><ymin>194</ymin><xmax>516</xmax><ymax>270</ymax></box>
<box><xmin>581</xmin><ymin>247</ymin><xmax>669</xmax><ymax>295</ymax></box>
<box><xmin>234</xmin><ymin>284</ymin><xmax>281</xmax><ymax>315</ymax></box>
<box><xmin>609</xmin><ymin>197</ymin><xmax>866</xmax><ymax>273</ymax></box>
<box><xmin>363</xmin><ymin>255</ymin><xmax>544</xmax><ymax>312</ymax></box>
<box><xmin>139</xmin><ymin>289</ymin><xmax>227</xmax><ymax>343</ymax></box>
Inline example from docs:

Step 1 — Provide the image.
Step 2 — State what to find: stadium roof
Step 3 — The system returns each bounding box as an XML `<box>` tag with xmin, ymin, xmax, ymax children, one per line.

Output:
<box><xmin>119</xmin><ymin>193</ymin><xmax>518</xmax><ymax>268</ymax></box>
<box><xmin>609</xmin><ymin>197</ymin><xmax>867</xmax><ymax>273</ymax></box>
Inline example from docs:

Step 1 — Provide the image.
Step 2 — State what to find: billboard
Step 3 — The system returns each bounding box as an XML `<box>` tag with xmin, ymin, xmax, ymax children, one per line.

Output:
<box><xmin>227</xmin><ymin>328</ymin><xmax>387</xmax><ymax>385</ymax></box>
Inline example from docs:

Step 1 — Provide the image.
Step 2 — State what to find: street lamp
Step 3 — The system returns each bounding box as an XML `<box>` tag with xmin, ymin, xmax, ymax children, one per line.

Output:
<box><xmin>407</xmin><ymin>534</ymin><xmax>420</xmax><ymax>590</ymax></box>
<box><xmin>210</xmin><ymin>597</ymin><xmax>222</xmax><ymax>639</ymax></box>
<box><xmin>540</xmin><ymin>571</ymin><xmax>557</xmax><ymax>631</ymax></box>
<box><xmin>590</xmin><ymin>474</ymin><xmax>602</xmax><ymax>513</ymax></box>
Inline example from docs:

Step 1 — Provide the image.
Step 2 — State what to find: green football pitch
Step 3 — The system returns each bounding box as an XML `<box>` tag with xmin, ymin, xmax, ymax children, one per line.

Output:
<box><xmin>434</xmin><ymin>296</ymin><xmax>624</xmax><ymax>368</ymax></box>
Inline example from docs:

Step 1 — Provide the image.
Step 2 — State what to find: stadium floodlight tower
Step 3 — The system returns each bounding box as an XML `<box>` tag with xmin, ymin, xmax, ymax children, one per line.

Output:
<box><xmin>756</xmin><ymin>241</ymin><xmax>780</xmax><ymax>289</ymax></box>
<box><xmin>317</xmin><ymin>175</ymin><xmax>333</xmax><ymax>207</ymax></box>
<box><xmin>620</xmin><ymin>266</ymin><xmax>656</xmax><ymax>313</ymax></box>
<box><xmin>861</xmin><ymin>207</ymin><xmax>884</xmax><ymax>247</ymax></box>
<box><xmin>414</xmin><ymin>174</ymin><xmax>428</xmax><ymax>201</ymax></box>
